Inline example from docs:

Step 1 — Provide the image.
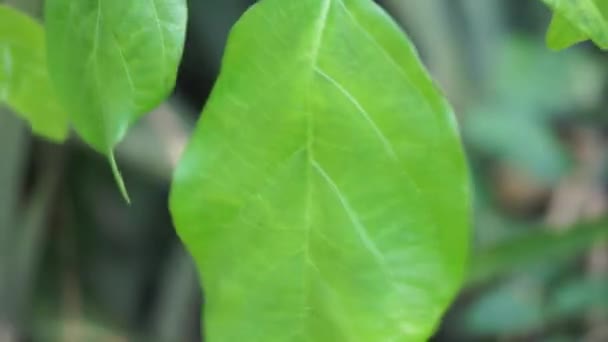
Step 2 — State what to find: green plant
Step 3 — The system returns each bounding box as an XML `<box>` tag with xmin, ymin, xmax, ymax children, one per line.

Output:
<box><xmin>1</xmin><ymin>0</ymin><xmax>607</xmax><ymax>341</ymax></box>
<box><xmin>170</xmin><ymin>0</ymin><xmax>469</xmax><ymax>340</ymax></box>
<box><xmin>0</xmin><ymin>5</ymin><xmax>66</xmax><ymax>141</ymax></box>
<box><xmin>543</xmin><ymin>0</ymin><xmax>608</xmax><ymax>50</ymax></box>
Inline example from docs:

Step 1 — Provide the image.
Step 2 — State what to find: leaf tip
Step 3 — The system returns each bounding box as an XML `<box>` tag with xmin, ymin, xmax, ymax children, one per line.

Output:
<box><xmin>109</xmin><ymin>152</ymin><xmax>131</xmax><ymax>205</ymax></box>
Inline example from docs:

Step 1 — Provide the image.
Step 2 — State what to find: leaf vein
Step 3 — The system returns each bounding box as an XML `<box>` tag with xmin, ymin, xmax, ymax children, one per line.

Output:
<box><xmin>335</xmin><ymin>0</ymin><xmax>440</xmax><ymax>126</ymax></box>
<box><xmin>311</xmin><ymin>159</ymin><xmax>386</xmax><ymax>264</ymax></box>
<box><xmin>149</xmin><ymin>0</ymin><xmax>168</xmax><ymax>81</ymax></box>
<box><xmin>111</xmin><ymin>34</ymin><xmax>135</xmax><ymax>95</ymax></box>
<box><xmin>314</xmin><ymin>66</ymin><xmax>397</xmax><ymax>159</ymax></box>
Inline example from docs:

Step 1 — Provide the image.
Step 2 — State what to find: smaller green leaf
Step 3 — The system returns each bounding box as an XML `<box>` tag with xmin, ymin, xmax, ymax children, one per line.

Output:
<box><xmin>0</xmin><ymin>4</ymin><xmax>68</xmax><ymax>141</ymax></box>
<box><xmin>44</xmin><ymin>0</ymin><xmax>187</xmax><ymax>200</ymax></box>
<box><xmin>542</xmin><ymin>0</ymin><xmax>608</xmax><ymax>50</ymax></box>
<box><xmin>44</xmin><ymin>0</ymin><xmax>188</xmax><ymax>153</ymax></box>
<box><xmin>546</xmin><ymin>13</ymin><xmax>588</xmax><ymax>50</ymax></box>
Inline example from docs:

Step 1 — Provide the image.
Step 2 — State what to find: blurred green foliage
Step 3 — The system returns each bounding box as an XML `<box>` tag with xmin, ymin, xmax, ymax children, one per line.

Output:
<box><xmin>1</xmin><ymin>0</ymin><xmax>608</xmax><ymax>341</ymax></box>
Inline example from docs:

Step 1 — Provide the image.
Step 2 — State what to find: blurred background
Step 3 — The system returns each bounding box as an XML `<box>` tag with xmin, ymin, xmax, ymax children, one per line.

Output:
<box><xmin>1</xmin><ymin>0</ymin><xmax>608</xmax><ymax>341</ymax></box>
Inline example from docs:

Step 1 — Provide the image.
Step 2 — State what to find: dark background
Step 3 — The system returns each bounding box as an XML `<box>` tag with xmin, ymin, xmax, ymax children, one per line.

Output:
<box><xmin>1</xmin><ymin>0</ymin><xmax>608</xmax><ymax>341</ymax></box>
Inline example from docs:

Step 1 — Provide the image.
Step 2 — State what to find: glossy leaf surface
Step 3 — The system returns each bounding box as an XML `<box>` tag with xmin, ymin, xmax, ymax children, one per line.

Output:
<box><xmin>45</xmin><ymin>0</ymin><xmax>187</xmax><ymax>153</ymax></box>
<box><xmin>171</xmin><ymin>0</ymin><xmax>470</xmax><ymax>340</ymax></box>
<box><xmin>543</xmin><ymin>0</ymin><xmax>608</xmax><ymax>50</ymax></box>
<box><xmin>0</xmin><ymin>5</ymin><xmax>67</xmax><ymax>141</ymax></box>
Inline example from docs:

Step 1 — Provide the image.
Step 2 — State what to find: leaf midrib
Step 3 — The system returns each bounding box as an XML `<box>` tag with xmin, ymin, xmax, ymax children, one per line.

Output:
<box><xmin>301</xmin><ymin>1</ymin><xmax>394</xmax><ymax>339</ymax></box>
<box><xmin>301</xmin><ymin>0</ymin><xmax>330</xmax><ymax>338</ymax></box>
<box><xmin>149</xmin><ymin>0</ymin><xmax>168</xmax><ymax>84</ymax></box>
<box><xmin>91</xmin><ymin>0</ymin><xmax>111</xmax><ymax>146</ymax></box>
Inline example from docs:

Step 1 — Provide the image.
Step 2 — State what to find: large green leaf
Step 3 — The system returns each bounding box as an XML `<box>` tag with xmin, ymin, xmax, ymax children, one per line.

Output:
<box><xmin>171</xmin><ymin>0</ymin><xmax>470</xmax><ymax>340</ymax></box>
<box><xmin>542</xmin><ymin>0</ymin><xmax>608</xmax><ymax>50</ymax></box>
<box><xmin>44</xmin><ymin>0</ymin><xmax>187</xmax><ymax>153</ymax></box>
<box><xmin>0</xmin><ymin>4</ymin><xmax>68</xmax><ymax>141</ymax></box>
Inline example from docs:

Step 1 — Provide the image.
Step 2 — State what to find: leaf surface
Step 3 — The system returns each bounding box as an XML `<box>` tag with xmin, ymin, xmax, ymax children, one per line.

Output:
<box><xmin>546</xmin><ymin>13</ymin><xmax>588</xmax><ymax>50</ymax></box>
<box><xmin>171</xmin><ymin>0</ymin><xmax>470</xmax><ymax>340</ymax></box>
<box><xmin>45</xmin><ymin>0</ymin><xmax>187</xmax><ymax>152</ymax></box>
<box><xmin>0</xmin><ymin>5</ymin><xmax>68</xmax><ymax>141</ymax></box>
<box><xmin>542</xmin><ymin>0</ymin><xmax>608</xmax><ymax>50</ymax></box>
